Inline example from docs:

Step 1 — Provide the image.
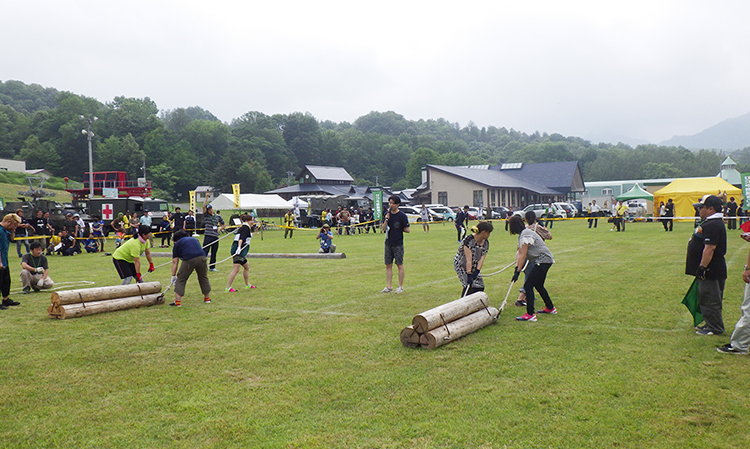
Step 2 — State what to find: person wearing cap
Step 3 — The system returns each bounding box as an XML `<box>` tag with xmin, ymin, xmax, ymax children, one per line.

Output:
<box><xmin>202</xmin><ymin>194</ymin><xmax>225</xmax><ymax>272</ymax></box>
<box><xmin>316</xmin><ymin>223</ymin><xmax>336</xmax><ymax>253</ymax></box>
<box><xmin>686</xmin><ymin>194</ymin><xmax>727</xmax><ymax>336</ymax></box>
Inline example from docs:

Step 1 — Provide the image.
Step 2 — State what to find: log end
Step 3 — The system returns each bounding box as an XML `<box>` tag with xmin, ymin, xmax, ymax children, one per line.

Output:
<box><xmin>400</xmin><ymin>325</ymin><xmax>422</xmax><ymax>348</ymax></box>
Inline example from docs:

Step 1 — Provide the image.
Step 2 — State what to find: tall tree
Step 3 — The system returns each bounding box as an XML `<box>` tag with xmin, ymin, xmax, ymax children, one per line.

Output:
<box><xmin>283</xmin><ymin>112</ymin><xmax>322</xmax><ymax>167</ymax></box>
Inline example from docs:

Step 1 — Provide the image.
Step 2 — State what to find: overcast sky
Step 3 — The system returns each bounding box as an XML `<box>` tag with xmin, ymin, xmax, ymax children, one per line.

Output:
<box><xmin>2</xmin><ymin>1</ymin><xmax>749</xmax><ymax>143</ymax></box>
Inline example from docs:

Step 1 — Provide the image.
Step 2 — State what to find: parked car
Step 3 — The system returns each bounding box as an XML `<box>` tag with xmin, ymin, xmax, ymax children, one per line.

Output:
<box><xmin>555</xmin><ymin>202</ymin><xmax>577</xmax><ymax>218</ymax></box>
<box><xmin>398</xmin><ymin>206</ymin><xmax>421</xmax><ymax>223</ymax></box>
<box><xmin>426</xmin><ymin>204</ymin><xmax>455</xmax><ymax>222</ymax></box>
<box><xmin>513</xmin><ymin>203</ymin><xmax>567</xmax><ymax>219</ymax></box>
<box><xmin>625</xmin><ymin>200</ymin><xmax>647</xmax><ymax>220</ymax></box>
<box><xmin>490</xmin><ymin>206</ymin><xmax>510</xmax><ymax>219</ymax></box>
<box><xmin>399</xmin><ymin>206</ymin><xmax>442</xmax><ymax>223</ymax></box>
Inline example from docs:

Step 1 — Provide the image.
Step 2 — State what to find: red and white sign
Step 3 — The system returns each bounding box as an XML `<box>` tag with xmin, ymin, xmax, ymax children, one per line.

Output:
<box><xmin>102</xmin><ymin>203</ymin><xmax>114</xmax><ymax>220</ymax></box>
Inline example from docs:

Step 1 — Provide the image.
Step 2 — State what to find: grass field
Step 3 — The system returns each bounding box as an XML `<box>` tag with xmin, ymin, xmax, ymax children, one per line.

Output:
<box><xmin>1</xmin><ymin>219</ymin><xmax>749</xmax><ymax>448</ymax></box>
<box><xmin>0</xmin><ymin>181</ymin><xmax>72</xmax><ymax>205</ymax></box>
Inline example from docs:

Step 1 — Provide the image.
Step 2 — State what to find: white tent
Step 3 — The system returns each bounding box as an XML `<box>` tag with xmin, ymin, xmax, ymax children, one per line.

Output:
<box><xmin>287</xmin><ymin>196</ymin><xmax>308</xmax><ymax>209</ymax></box>
<box><xmin>209</xmin><ymin>193</ymin><xmax>291</xmax><ymax>210</ymax></box>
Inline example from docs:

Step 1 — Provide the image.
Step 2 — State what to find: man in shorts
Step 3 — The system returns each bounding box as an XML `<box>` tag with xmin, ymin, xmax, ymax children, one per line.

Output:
<box><xmin>380</xmin><ymin>195</ymin><xmax>410</xmax><ymax>294</ymax></box>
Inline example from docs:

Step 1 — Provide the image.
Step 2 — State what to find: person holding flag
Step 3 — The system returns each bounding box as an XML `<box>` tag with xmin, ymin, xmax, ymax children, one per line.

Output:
<box><xmin>685</xmin><ymin>195</ymin><xmax>727</xmax><ymax>336</ymax></box>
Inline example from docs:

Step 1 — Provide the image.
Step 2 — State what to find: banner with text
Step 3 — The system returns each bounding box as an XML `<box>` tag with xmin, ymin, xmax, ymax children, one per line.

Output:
<box><xmin>373</xmin><ymin>190</ymin><xmax>383</xmax><ymax>221</ymax></box>
<box><xmin>189</xmin><ymin>190</ymin><xmax>196</xmax><ymax>213</ymax></box>
<box><xmin>743</xmin><ymin>173</ymin><xmax>750</xmax><ymax>211</ymax></box>
<box><xmin>232</xmin><ymin>183</ymin><xmax>241</xmax><ymax>208</ymax></box>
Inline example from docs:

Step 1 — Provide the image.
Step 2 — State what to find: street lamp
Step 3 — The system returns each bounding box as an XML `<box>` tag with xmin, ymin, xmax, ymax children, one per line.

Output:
<box><xmin>80</xmin><ymin>115</ymin><xmax>98</xmax><ymax>198</ymax></box>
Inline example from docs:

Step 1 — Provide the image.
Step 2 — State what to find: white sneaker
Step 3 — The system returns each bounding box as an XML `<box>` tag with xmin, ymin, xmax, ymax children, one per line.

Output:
<box><xmin>395</xmin><ymin>286</ymin><xmax>404</xmax><ymax>294</ymax></box>
<box><xmin>380</xmin><ymin>287</ymin><xmax>393</xmax><ymax>293</ymax></box>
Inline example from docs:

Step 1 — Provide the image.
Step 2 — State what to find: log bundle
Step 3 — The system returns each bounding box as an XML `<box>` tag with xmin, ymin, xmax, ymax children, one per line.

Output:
<box><xmin>48</xmin><ymin>281</ymin><xmax>164</xmax><ymax>319</ymax></box>
<box><xmin>400</xmin><ymin>292</ymin><xmax>499</xmax><ymax>349</ymax></box>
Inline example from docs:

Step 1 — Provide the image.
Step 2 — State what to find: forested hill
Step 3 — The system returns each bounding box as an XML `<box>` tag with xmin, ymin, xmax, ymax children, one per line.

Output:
<box><xmin>0</xmin><ymin>79</ymin><xmax>741</xmax><ymax>201</ymax></box>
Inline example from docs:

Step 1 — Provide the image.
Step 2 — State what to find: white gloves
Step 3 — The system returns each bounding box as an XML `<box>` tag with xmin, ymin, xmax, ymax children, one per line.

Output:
<box><xmin>170</xmin><ymin>276</ymin><xmax>177</xmax><ymax>285</ymax></box>
<box><xmin>37</xmin><ymin>279</ymin><xmax>45</xmax><ymax>288</ymax></box>
<box><xmin>35</xmin><ymin>267</ymin><xmax>44</xmax><ymax>274</ymax></box>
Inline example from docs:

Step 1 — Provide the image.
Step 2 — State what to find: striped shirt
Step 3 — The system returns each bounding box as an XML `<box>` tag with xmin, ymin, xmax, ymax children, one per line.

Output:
<box><xmin>203</xmin><ymin>213</ymin><xmax>224</xmax><ymax>237</ymax></box>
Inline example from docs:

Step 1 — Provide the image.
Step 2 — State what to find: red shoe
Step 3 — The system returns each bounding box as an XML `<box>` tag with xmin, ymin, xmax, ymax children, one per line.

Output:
<box><xmin>515</xmin><ymin>313</ymin><xmax>537</xmax><ymax>321</ymax></box>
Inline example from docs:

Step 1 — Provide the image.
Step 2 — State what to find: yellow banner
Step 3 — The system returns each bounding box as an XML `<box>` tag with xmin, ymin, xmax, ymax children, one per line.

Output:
<box><xmin>232</xmin><ymin>183</ymin><xmax>241</xmax><ymax>208</ymax></box>
<box><xmin>189</xmin><ymin>190</ymin><xmax>196</xmax><ymax>213</ymax></box>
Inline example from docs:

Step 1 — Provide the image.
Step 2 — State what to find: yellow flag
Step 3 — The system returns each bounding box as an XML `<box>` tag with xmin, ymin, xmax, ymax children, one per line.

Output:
<box><xmin>189</xmin><ymin>190</ymin><xmax>196</xmax><ymax>213</ymax></box>
<box><xmin>232</xmin><ymin>183</ymin><xmax>241</xmax><ymax>208</ymax></box>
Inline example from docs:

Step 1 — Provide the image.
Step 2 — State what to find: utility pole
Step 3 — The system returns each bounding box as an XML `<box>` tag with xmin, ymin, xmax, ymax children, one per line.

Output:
<box><xmin>80</xmin><ymin>115</ymin><xmax>98</xmax><ymax>198</ymax></box>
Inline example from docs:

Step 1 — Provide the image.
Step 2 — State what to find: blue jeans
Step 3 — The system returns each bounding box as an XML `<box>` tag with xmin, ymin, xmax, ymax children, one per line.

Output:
<box><xmin>16</xmin><ymin>239</ymin><xmax>30</xmax><ymax>257</ymax></box>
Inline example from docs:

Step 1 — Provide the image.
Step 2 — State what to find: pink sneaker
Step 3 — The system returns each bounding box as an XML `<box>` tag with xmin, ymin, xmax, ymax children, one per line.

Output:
<box><xmin>515</xmin><ymin>313</ymin><xmax>537</xmax><ymax>321</ymax></box>
<box><xmin>243</xmin><ymin>285</ymin><xmax>256</xmax><ymax>289</ymax></box>
<box><xmin>225</xmin><ymin>288</ymin><xmax>237</xmax><ymax>292</ymax></box>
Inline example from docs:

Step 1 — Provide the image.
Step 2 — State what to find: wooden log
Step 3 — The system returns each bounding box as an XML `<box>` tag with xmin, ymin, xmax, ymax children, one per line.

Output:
<box><xmin>49</xmin><ymin>293</ymin><xmax>164</xmax><ymax>319</ymax></box>
<box><xmin>400</xmin><ymin>325</ymin><xmax>422</xmax><ymax>348</ymax></box>
<box><xmin>412</xmin><ymin>292</ymin><xmax>491</xmax><ymax>333</ymax></box>
<box><xmin>419</xmin><ymin>306</ymin><xmax>499</xmax><ymax>349</ymax></box>
<box><xmin>51</xmin><ymin>282</ymin><xmax>162</xmax><ymax>306</ymax></box>
<box><xmin>47</xmin><ymin>303</ymin><xmax>61</xmax><ymax>317</ymax></box>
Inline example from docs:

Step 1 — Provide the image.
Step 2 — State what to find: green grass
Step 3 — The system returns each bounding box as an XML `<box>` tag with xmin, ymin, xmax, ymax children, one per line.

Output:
<box><xmin>1</xmin><ymin>220</ymin><xmax>749</xmax><ymax>448</ymax></box>
<box><xmin>0</xmin><ymin>178</ymin><xmax>72</xmax><ymax>204</ymax></box>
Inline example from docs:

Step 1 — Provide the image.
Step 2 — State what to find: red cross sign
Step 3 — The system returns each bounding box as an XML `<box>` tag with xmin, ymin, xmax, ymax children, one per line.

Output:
<box><xmin>102</xmin><ymin>203</ymin><xmax>114</xmax><ymax>220</ymax></box>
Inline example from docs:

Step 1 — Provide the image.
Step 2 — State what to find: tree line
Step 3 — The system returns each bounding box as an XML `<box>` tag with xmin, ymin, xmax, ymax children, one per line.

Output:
<box><xmin>0</xmin><ymin>79</ymin><xmax>740</xmax><ymax>201</ymax></box>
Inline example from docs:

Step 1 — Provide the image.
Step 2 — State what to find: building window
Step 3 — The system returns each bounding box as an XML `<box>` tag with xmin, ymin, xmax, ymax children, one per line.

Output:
<box><xmin>602</xmin><ymin>188</ymin><xmax>613</xmax><ymax>195</ymax></box>
<box><xmin>490</xmin><ymin>190</ymin><xmax>496</xmax><ymax>206</ymax></box>
<box><xmin>438</xmin><ymin>191</ymin><xmax>448</xmax><ymax>206</ymax></box>
<box><xmin>473</xmin><ymin>190</ymin><xmax>483</xmax><ymax>207</ymax></box>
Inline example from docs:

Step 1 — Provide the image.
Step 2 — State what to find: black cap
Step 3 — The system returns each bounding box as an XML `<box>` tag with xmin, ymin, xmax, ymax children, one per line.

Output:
<box><xmin>694</xmin><ymin>194</ymin><xmax>723</xmax><ymax>211</ymax></box>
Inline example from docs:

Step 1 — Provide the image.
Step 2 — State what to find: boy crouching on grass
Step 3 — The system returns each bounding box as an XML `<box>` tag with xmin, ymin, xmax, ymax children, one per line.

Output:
<box><xmin>170</xmin><ymin>230</ymin><xmax>211</xmax><ymax>307</ymax></box>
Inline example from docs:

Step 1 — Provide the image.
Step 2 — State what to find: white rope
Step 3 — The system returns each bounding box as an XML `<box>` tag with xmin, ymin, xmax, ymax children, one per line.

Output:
<box><xmin>481</xmin><ymin>261</ymin><xmax>516</xmax><ymax>277</ymax></box>
<box><xmin>143</xmin><ymin>232</ymin><xmax>239</xmax><ymax>275</ymax></box>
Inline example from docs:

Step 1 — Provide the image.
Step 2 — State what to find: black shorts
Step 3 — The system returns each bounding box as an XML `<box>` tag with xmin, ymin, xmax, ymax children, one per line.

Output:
<box><xmin>232</xmin><ymin>255</ymin><xmax>248</xmax><ymax>265</ymax></box>
<box><xmin>112</xmin><ymin>258</ymin><xmax>137</xmax><ymax>279</ymax></box>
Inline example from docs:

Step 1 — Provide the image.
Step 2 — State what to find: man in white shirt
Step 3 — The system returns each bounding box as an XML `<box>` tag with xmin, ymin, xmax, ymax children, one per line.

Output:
<box><xmin>589</xmin><ymin>200</ymin><xmax>601</xmax><ymax>228</ymax></box>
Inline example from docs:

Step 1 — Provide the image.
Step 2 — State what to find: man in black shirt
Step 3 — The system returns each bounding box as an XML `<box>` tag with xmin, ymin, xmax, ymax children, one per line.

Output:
<box><xmin>686</xmin><ymin>195</ymin><xmax>727</xmax><ymax>335</ymax></box>
<box><xmin>172</xmin><ymin>207</ymin><xmax>186</xmax><ymax>235</ymax></box>
<box><xmin>379</xmin><ymin>195</ymin><xmax>410</xmax><ymax>294</ymax></box>
<box><xmin>455</xmin><ymin>205</ymin><xmax>470</xmax><ymax>242</ymax></box>
<box><xmin>664</xmin><ymin>199</ymin><xmax>675</xmax><ymax>232</ymax></box>
<box><xmin>726</xmin><ymin>197</ymin><xmax>739</xmax><ymax>230</ymax></box>
<box><xmin>20</xmin><ymin>242</ymin><xmax>54</xmax><ymax>293</ymax></box>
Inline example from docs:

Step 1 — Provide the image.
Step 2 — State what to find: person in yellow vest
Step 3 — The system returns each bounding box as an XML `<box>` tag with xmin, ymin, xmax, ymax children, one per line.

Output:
<box><xmin>283</xmin><ymin>210</ymin><xmax>295</xmax><ymax>239</ymax></box>
<box><xmin>616</xmin><ymin>201</ymin><xmax>629</xmax><ymax>232</ymax></box>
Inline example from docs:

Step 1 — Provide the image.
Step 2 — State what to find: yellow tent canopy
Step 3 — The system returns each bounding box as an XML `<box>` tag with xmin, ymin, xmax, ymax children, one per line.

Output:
<box><xmin>653</xmin><ymin>177</ymin><xmax>741</xmax><ymax>219</ymax></box>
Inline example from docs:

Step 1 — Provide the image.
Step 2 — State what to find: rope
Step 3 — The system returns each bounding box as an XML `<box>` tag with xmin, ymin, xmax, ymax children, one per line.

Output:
<box><xmin>481</xmin><ymin>261</ymin><xmax>516</xmax><ymax>277</ymax></box>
